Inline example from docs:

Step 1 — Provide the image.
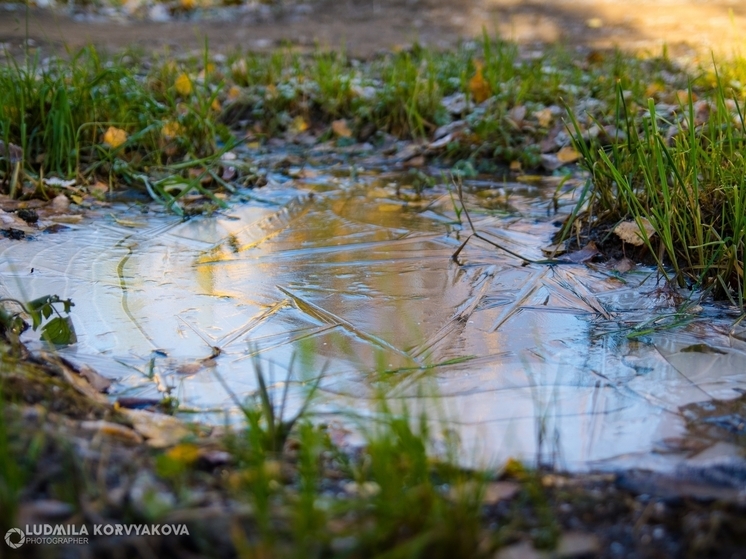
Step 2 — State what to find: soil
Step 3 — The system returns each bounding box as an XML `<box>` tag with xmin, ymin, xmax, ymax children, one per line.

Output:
<box><xmin>1</xmin><ymin>0</ymin><xmax>745</xmax><ymax>60</ymax></box>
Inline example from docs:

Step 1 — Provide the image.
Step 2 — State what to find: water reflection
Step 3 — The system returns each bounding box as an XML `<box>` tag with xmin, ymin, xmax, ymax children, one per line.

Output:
<box><xmin>1</xmin><ymin>172</ymin><xmax>745</xmax><ymax>472</ymax></box>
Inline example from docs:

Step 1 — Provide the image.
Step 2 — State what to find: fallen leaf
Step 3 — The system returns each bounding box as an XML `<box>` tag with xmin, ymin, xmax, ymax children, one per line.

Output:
<box><xmin>102</xmin><ymin>126</ymin><xmax>127</xmax><ymax>149</ymax></box>
<box><xmin>51</xmin><ymin>194</ymin><xmax>70</xmax><ymax>212</ymax></box>
<box><xmin>557</xmin><ymin>532</ymin><xmax>601</xmax><ymax>557</ymax></box>
<box><xmin>180</xmin><ymin>0</ymin><xmax>196</xmax><ymax>9</ymax></box>
<box><xmin>494</xmin><ymin>542</ymin><xmax>544</xmax><ymax>559</ymax></box>
<box><xmin>89</xmin><ymin>181</ymin><xmax>109</xmax><ymax>199</ymax></box>
<box><xmin>469</xmin><ymin>60</ymin><xmax>492</xmax><ymax>104</ymax></box>
<box><xmin>80</xmin><ymin>420</ymin><xmax>144</xmax><ymax>444</ymax></box>
<box><xmin>556</xmin><ymin>145</ymin><xmax>581</xmax><ymax>164</ymax></box>
<box><xmin>508</xmin><ymin>105</ymin><xmax>527</xmax><ymax>126</ymax></box>
<box><xmin>166</xmin><ymin>443</ymin><xmax>200</xmax><ymax>465</ymax></box>
<box><xmin>50</xmin><ymin>215</ymin><xmax>83</xmax><ymax>224</ymax></box>
<box><xmin>441</xmin><ymin>92</ymin><xmax>467</xmax><ymax>115</ymax></box>
<box><xmin>541</xmin><ymin>243</ymin><xmax>567</xmax><ymax>256</ymax></box>
<box><xmin>161</xmin><ymin>121</ymin><xmax>183</xmax><ymax>140</ymax></box>
<box><xmin>482</xmin><ymin>481</ymin><xmax>521</xmax><ymax>505</ymax></box>
<box><xmin>291</xmin><ymin>116</ymin><xmax>309</xmax><ymax>134</ymax></box>
<box><xmin>610</xmin><ymin>257</ymin><xmax>635</xmax><ymax>273</ymax></box>
<box><xmin>78</xmin><ymin>364</ymin><xmax>112</xmax><ymax>393</ymax></box>
<box><xmin>332</xmin><ymin>119</ymin><xmax>352</xmax><ymax>138</ymax></box>
<box><xmin>121</xmin><ymin>409</ymin><xmax>191</xmax><ymax>448</ymax></box>
<box><xmin>614</xmin><ymin>218</ymin><xmax>656</xmax><ymax>246</ymax></box>
<box><xmin>402</xmin><ymin>155</ymin><xmax>425</xmax><ymax>168</ymax></box>
<box><xmin>534</xmin><ymin>107</ymin><xmax>553</xmax><ymax>128</ymax></box>
<box><xmin>0</xmin><ymin>140</ymin><xmax>23</xmax><ymax>163</ymax></box>
<box><xmin>566</xmin><ymin>241</ymin><xmax>601</xmax><ymax>263</ymax></box>
<box><xmin>174</xmin><ymin>73</ymin><xmax>193</xmax><ymax>96</ymax></box>
<box><xmin>227</xmin><ymin>85</ymin><xmax>242</xmax><ymax>101</ymax></box>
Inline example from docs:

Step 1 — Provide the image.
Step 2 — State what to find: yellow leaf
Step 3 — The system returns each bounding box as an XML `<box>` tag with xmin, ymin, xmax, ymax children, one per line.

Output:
<box><xmin>469</xmin><ymin>61</ymin><xmax>492</xmax><ymax>104</ymax></box>
<box><xmin>227</xmin><ymin>85</ymin><xmax>242</xmax><ymax>101</ymax></box>
<box><xmin>291</xmin><ymin>116</ymin><xmax>309</xmax><ymax>134</ymax></box>
<box><xmin>181</xmin><ymin>0</ymin><xmax>196</xmax><ymax>9</ymax></box>
<box><xmin>331</xmin><ymin>119</ymin><xmax>352</xmax><ymax>138</ymax></box>
<box><xmin>534</xmin><ymin>107</ymin><xmax>553</xmax><ymax>128</ymax></box>
<box><xmin>175</xmin><ymin>73</ymin><xmax>193</xmax><ymax>96</ymax></box>
<box><xmin>556</xmin><ymin>146</ymin><xmax>581</xmax><ymax>164</ymax></box>
<box><xmin>161</xmin><ymin>121</ymin><xmax>183</xmax><ymax>140</ymax></box>
<box><xmin>644</xmin><ymin>82</ymin><xmax>664</xmax><ymax>99</ymax></box>
<box><xmin>211</xmin><ymin>98</ymin><xmax>222</xmax><ymax>111</ymax></box>
<box><xmin>166</xmin><ymin>443</ymin><xmax>200</xmax><ymax>465</ymax></box>
<box><xmin>102</xmin><ymin>126</ymin><xmax>127</xmax><ymax>149</ymax></box>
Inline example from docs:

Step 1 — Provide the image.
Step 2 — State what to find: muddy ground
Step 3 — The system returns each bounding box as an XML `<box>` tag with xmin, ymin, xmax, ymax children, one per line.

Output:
<box><xmin>1</xmin><ymin>0</ymin><xmax>745</xmax><ymax>60</ymax></box>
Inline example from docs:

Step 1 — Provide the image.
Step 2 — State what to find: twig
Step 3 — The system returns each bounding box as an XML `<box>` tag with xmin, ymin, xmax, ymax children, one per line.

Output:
<box><xmin>451</xmin><ymin>180</ymin><xmax>563</xmax><ymax>265</ymax></box>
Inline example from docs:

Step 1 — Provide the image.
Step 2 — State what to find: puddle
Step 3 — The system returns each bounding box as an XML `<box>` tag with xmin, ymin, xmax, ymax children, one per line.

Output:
<box><xmin>2</xmin><ymin>170</ymin><xmax>746</xmax><ymax>472</ymax></box>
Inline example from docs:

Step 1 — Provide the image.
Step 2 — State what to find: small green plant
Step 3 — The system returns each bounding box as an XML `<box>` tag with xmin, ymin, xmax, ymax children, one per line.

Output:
<box><xmin>565</xmin><ymin>72</ymin><xmax>746</xmax><ymax>305</ymax></box>
<box><xmin>0</xmin><ymin>294</ymin><xmax>76</xmax><ymax>346</ymax></box>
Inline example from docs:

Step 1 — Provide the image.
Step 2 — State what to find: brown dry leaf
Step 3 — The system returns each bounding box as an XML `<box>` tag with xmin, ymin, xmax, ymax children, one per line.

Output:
<box><xmin>541</xmin><ymin>243</ymin><xmax>567</xmax><ymax>256</ymax></box>
<box><xmin>50</xmin><ymin>215</ymin><xmax>83</xmax><ymax>224</ymax></box>
<box><xmin>181</xmin><ymin>0</ymin><xmax>196</xmax><ymax>9</ymax></box>
<box><xmin>78</xmin><ymin>364</ymin><xmax>112</xmax><ymax>393</ymax></box>
<box><xmin>508</xmin><ymin>105</ymin><xmax>527</xmax><ymax>126</ymax></box>
<box><xmin>534</xmin><ymin>107</ymin><xmax>553</xmax><ymax>128</ymax></box>
<box><xmin>586</xmin><ymin>50</ymin><xmax>605</xmax><ymax>64</ymax></box>
<box><xmin>121</xmin><ymin>409</ymin><xmax>191</xmax><ymax>448</ymax></box>
<box><xmin>566</xmin><ymin>241</ymin><xmax>601</xmax><ymax>263</ymax></box>
<box><xmin>556</xmin><ymin>146</ymin><xmax>581</xmax><ymax>164</ymax></box>
<box><xmin>402</xmin><ymin>155</ymin><xmax>425</xmax><ymax>168</ymax></box>
<box><xmin>176</xmin><ymin>361</ymin><xmax>204</xmax><ymax>375</ymax></box>
<box><xmin>482</xmin><ymin>481</ymin><xmax>521</xmax><ymax>505</ymax></box>
<box><xmin>469</xmin><ymin>60</ymin><xmax>491</xmax><ymax>104</ymax></box>
<box><xmin>674</xmin><ymin>89</ymin><xmax>697</xmax><ymax>105</ymax></box>
<box><xmin>494</xmin><ymin>541</ymin><xmax>544</xmax><ymax>559</ymax></box>
<box><xmin>610</xmin><ymin>257</ymin><xmax>636</xmax><ymax>273</ymax></box>
<box><xmin>89</xmin><ymin>181</ymin><xmax>109</xmax><ymax>199</ymax></box>
<box><xmin>509</xmin><ymin>160</ymin><xmax>522</xmax><ymax>172</ymax></box>
<box><xmin>0</xmin><ymin>140</ymin><xmax>23</xmax><ymax>163</ymax></box>
<box><xmin>80</xmin><ymin>420</ymin><xmax>144</xmax><ymax>444</ymax></box>
<box><xmin>614</xmin><ymin>218</ymin><xmax>655</xmax><ymax>246</ymax></box>
<box><xmin>557</xmin><ymin>532</ymin><xmax>601</xmax><ymax>557</ymax></box>
<box><xmin>50</xmin><ymin>193</ymin><xmax>73</xmax><ymax>213</ymax></box>
<box><xmin>102</xmin><ymin>126</ymin><xmax>127</xmax><ymax>149</ymax></box>
<box><xmin>331</xmin><ymin>119</ymin><xmax>352</xmax><ymax>138</ymax></box>
<box><xmin>645</xmin><ymin>82</ymin><xmax>664</xmax><ymax>99</ymax></box>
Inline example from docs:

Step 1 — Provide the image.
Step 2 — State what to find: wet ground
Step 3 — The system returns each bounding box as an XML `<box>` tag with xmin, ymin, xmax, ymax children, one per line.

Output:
<box><xmin>3</xmin><ymin>151</ymin><xmax>746</xmax><ymax>475</ymax></box>
<box><xmin>1</xmin><ymin>0</ymin><xmax>746</xmax><ymax>60</ymax></box>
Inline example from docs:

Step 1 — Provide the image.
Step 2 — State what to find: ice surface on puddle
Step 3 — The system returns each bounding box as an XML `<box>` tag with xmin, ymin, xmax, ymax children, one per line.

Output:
<box><xmin>2</xmin><ymin>174</ymin><xmax>746</xmax><ymax>472</ymax></box>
